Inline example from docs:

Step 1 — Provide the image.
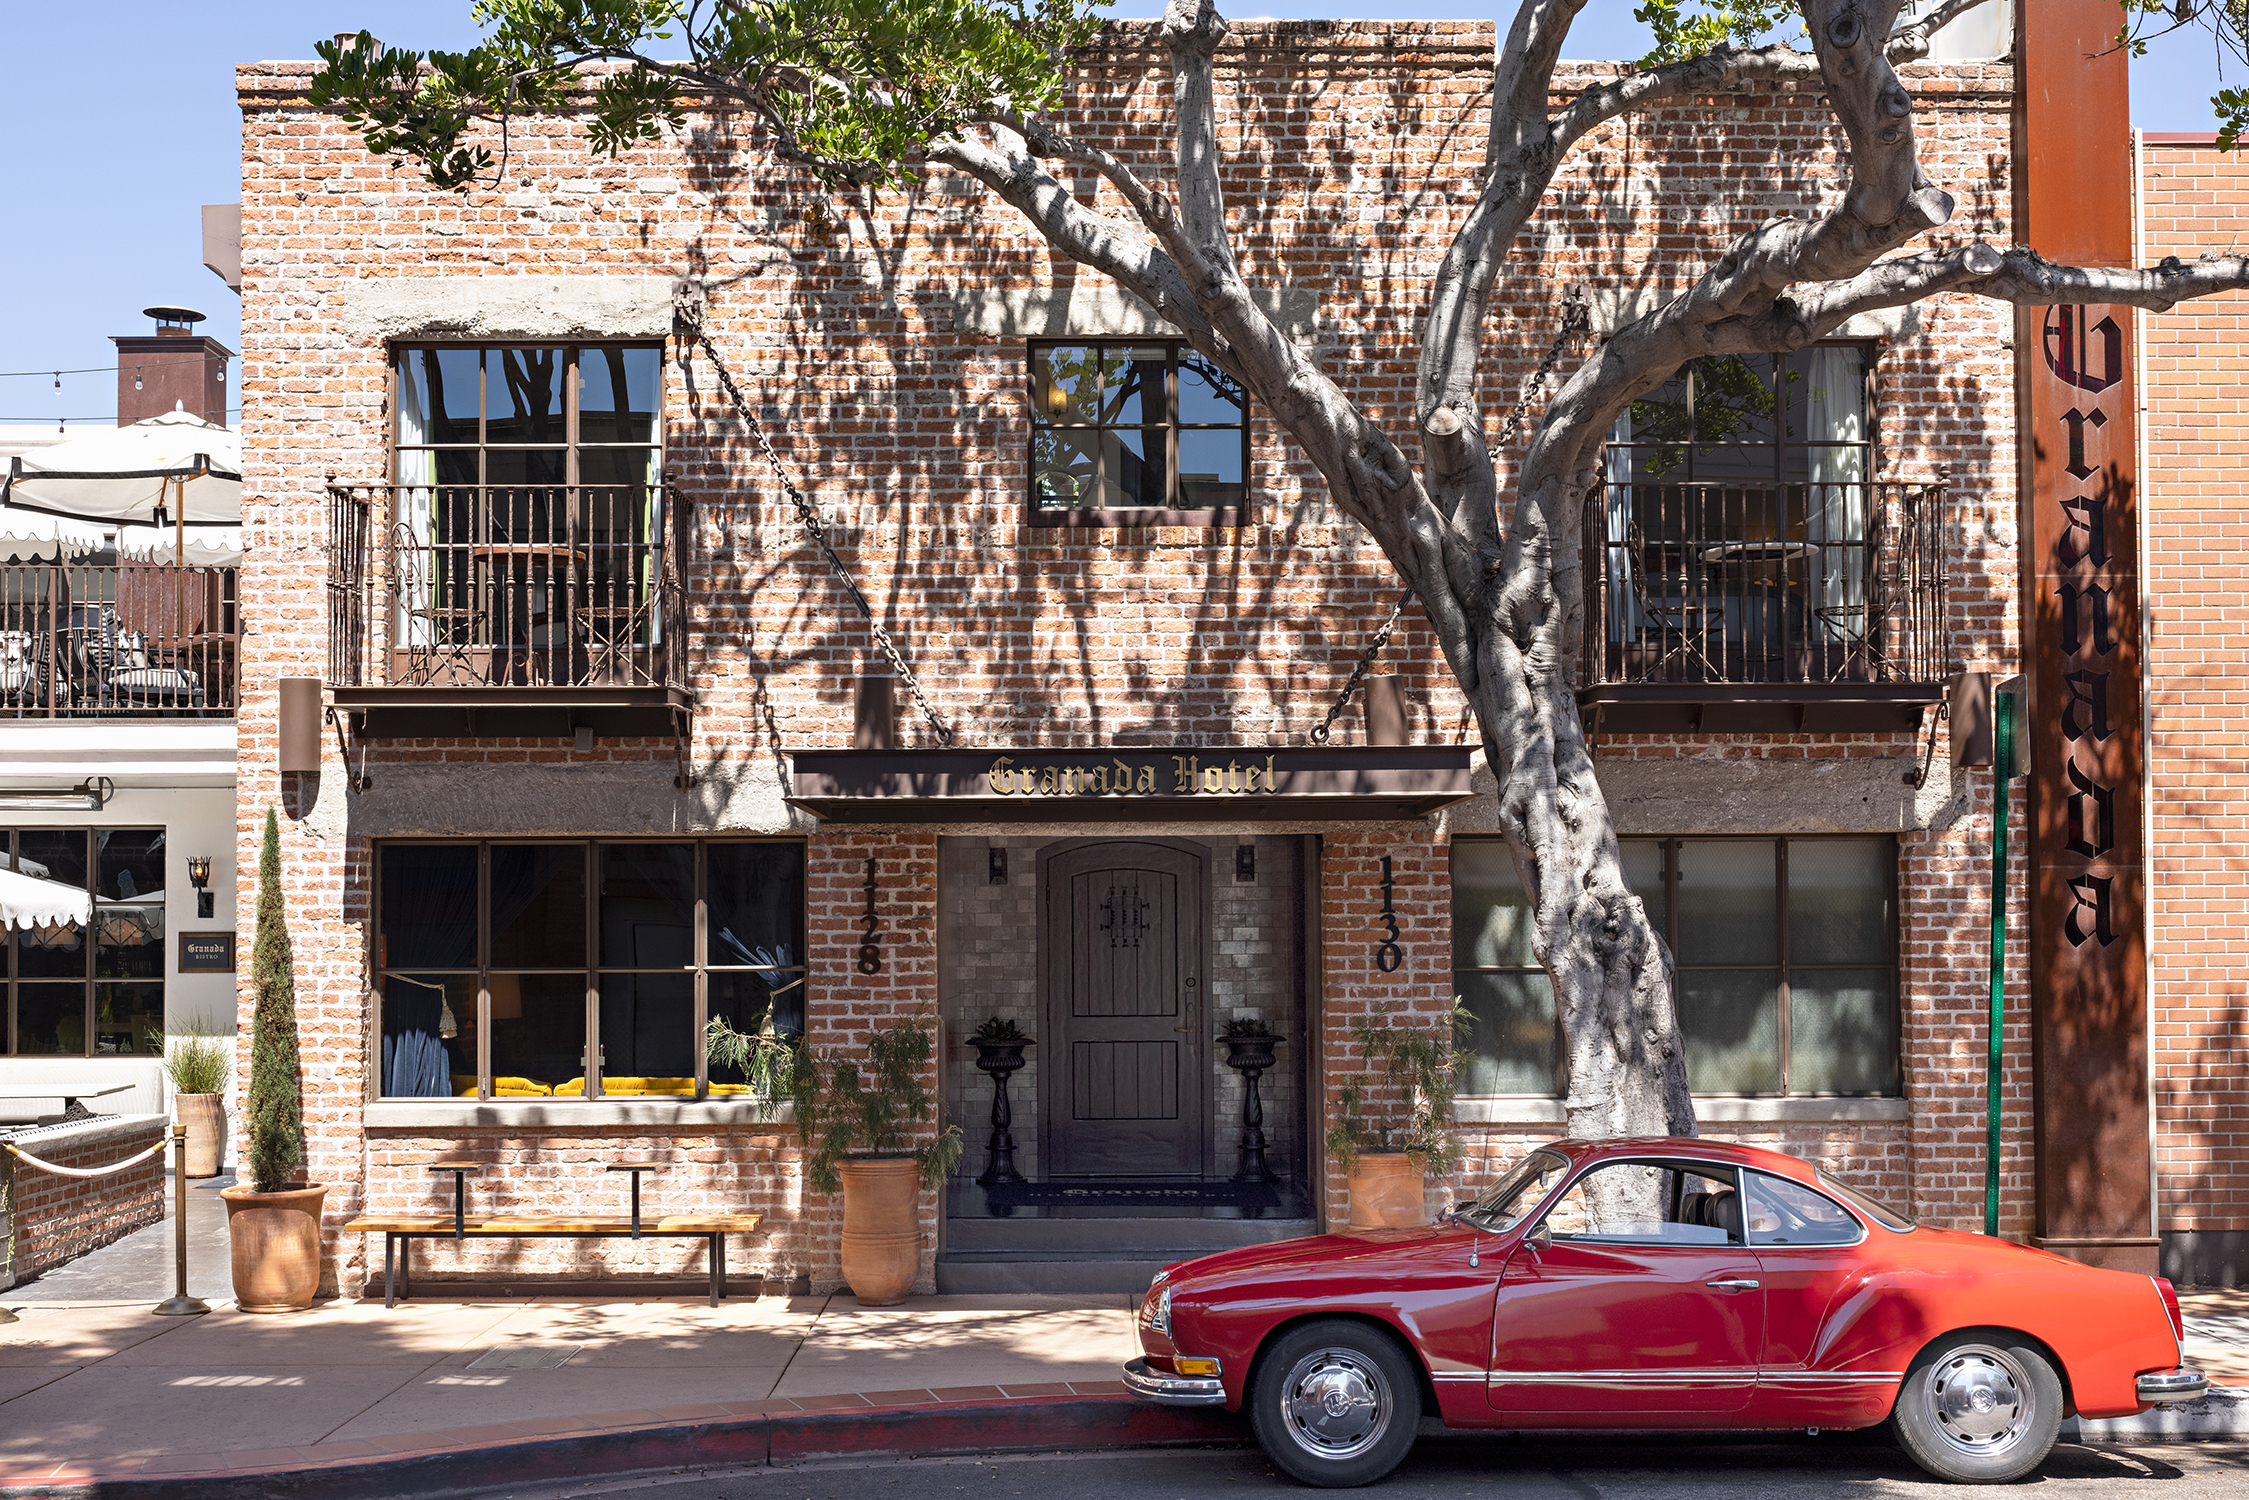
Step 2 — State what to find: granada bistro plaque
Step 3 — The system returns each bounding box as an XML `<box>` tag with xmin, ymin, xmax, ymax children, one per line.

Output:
<box><xmin>785</xmin><ymin>745</ymin><xmax>1474</xmax><ymax>823</ymax></box>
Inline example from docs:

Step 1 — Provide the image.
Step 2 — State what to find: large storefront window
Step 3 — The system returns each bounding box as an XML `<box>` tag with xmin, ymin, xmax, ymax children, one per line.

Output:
<box><xmin>2</xmin><ymin>829</ymin><xmax>166</xmax><ymax>1056</ymax></box>
<box><xmin>375</xmin><ymin>840</ymin><xmax>804</xmax><ymax>1100</ymax></box>
<box><xmin>1451</xmin><ymin>836</ymin><xmax>1898</xmax><ymax>1097</ymax></box>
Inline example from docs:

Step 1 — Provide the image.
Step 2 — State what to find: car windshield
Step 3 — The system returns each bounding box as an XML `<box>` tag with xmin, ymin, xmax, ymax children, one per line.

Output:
<box><xmin>1458</xmin><ymin>1148</ymin><xmax>1570</xmax><ymax>1232</ymax></box>
<box><xmin>1817</xmin><ymin>1170</ymin><xmax>1916</xmax><ymax>1231</ymax></box>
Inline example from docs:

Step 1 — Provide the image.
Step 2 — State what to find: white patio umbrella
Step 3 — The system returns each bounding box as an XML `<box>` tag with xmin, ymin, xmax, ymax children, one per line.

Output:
<box><xmin>2</xmin><ymin>408</ymin><xmax>241</xmax><ymax>526</ymax></box>
<box><xmin>0</xmin><ymin>409</ymin><xmax>243</xmax><ymax>644</ymax></box>
<box><xmin>0</xmin><ymin>865</ymin><xmax>91</xmax><ymax>934</ymax></box>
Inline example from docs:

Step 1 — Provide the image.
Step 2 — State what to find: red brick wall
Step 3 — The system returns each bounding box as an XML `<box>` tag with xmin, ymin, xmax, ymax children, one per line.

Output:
<box><xmin>230</xmin><ymin>27</ymin><xmax>2021</xmax><ymax>1293</ymax></box>
<box><xmin>2140</xmin><ymin>138</ymin><xmax>2249</xmax><ymax>1264</ymax></box>
<box><xmin>4</xmin><ymin>1118</ymin><xmax>166</xmax><ymax>1285</ymax></box>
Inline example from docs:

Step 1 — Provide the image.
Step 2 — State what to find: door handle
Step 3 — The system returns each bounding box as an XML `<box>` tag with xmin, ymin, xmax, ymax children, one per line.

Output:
<box><xmin>1705</xmin><ymin>1278</ymin><xmax>1760</xmax><ymax>1292</ymax></box>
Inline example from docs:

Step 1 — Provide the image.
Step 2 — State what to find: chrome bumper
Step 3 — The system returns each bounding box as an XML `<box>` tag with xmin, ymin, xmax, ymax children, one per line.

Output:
<box><xmin>2139</xmin><ymin>1367</ymin><xmax>2210</xmax><ymax>1405</ymax></box>
<box><xmin>1123</xmin><ymin>1356</ymin><xmax>1226</xmax><ymax>1406</ymax></box>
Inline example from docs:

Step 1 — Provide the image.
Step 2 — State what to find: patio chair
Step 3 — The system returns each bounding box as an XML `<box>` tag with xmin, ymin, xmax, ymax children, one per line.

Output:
<box><xmin>104</xmin><ymin>629</ymin><xmax>204</xmax><ymax>711</ymax></box>
<box><xmin>0</xmin><ymin>630</ymin><xmax>47</xmax><ymax>711</ymax></box>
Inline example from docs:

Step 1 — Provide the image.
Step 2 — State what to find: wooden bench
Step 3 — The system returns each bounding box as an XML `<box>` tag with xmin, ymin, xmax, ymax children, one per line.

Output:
<box><xmin>342</xmin><ymin>1213</ymin><xmax>762</xmax><ymax>1308</ymax></box>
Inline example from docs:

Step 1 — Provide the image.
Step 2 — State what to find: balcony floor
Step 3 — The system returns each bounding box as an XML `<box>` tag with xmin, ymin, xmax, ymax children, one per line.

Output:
<box><xmin>333</xmin><ymin>684</ymin><xmax>693</xmax><ymax>740</ymax></box>
<box><xmin>1577</xmin><ymin>682</ymin><xmax>1942</xmax><ymax>735</ymax></box>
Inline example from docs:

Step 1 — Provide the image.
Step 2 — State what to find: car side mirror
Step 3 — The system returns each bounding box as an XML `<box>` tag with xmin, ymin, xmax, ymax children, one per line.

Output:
<box><xmin>1525</xmin><ymin>1219</ymin><xmax>1551</xmax><ymax>1254</ymax></box>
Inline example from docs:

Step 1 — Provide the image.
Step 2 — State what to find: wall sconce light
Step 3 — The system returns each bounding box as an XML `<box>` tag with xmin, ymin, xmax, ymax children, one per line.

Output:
<box><xmin>989</xmin><ymin>847</ymin><xmax>1008</xmax><ymax>885</ymax></box>
<box><xmin>186</xmin><ymin>856</ymin><xmax>214</xmax><ymax>919</ymax></box>
<box><xmin>1234</xmin><ymin>844</ymin><xmax>1257</xmax><ymax>884</ymax></box>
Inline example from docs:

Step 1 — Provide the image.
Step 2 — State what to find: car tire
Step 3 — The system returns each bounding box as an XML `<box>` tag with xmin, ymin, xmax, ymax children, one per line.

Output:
<box><xmin>1889</xmin><ymin>1331</ymin><xmax>2064</xmax><ymax>1483</ymax></box>
<box><xmin>1248</xmin><ymin>1319</ymin><xmax>1424</xmax><ymax>1488</ymax></box>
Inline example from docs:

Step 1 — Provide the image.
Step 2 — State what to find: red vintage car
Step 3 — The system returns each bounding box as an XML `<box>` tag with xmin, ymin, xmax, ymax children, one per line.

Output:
<box><xmin>1124</xmin><ymin>1138</ymin><xmax>2205</xmax><ymax>1486</ymax></box>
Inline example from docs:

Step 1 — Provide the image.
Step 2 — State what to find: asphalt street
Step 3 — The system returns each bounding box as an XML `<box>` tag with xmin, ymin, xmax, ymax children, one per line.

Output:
<box><xmin>471</xmin><ymin>1434</ymin><xmax>2249</xmax><ymax>1500</ymax></box>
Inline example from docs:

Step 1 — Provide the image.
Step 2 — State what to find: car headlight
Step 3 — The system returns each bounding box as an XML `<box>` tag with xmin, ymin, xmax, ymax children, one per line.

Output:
<box><xmin>1148</xmin><ymin>1283</ymin><xmax>1173</xmax><ymax>1337</ymax></box>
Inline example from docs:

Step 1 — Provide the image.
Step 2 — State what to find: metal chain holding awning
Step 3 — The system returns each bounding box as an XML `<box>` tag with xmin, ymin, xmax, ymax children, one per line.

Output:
<box><xmin>673</xmin><ymin>288</ymin><xmax>954</xmax><ymax>746</ymax></box>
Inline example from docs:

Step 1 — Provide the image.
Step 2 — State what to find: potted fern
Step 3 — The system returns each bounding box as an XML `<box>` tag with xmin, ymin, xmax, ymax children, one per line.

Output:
<box><xmin>791</xmin><ymin>1018</ymin><xmax>962</xmax><ymax>1305</ymax></box>
<box><xmin>219</xmin><ymin>810</ymin><xmax>327</xmax><ymax>1311</ymax></box>
<box><xmin>1326</xmin><ymin>1006</ymin><xmax>1468</xmax><ymax>1229</ymax></box>
<box><xmin>162</xmin><ymin>1023</ymin><xmax>228</xmax><ymax>1178</ymax></box>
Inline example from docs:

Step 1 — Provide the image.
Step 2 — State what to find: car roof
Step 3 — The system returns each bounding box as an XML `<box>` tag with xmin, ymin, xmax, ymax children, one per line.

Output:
<box><xmin>1541</xmin><ymin>1135</ymin><xmax>1827</xmax><ymax>1185</ymax></box>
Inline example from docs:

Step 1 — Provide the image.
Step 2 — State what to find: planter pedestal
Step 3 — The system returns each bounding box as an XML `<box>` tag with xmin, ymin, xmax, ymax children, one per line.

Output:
<box><xmin>838</xmin><ymin>1157</ymin><xmax>922</xmax><ymax>1306</ymax></box>
<box><xmin>221</xmin><ymin>1185</ymin><xmax>328</xmax><ymax>1312</ymax></box>
<box><xmin>1346</xmin><ymin>1152</ymin><xmax>1427</xmax><ymax>1229</ymax></box>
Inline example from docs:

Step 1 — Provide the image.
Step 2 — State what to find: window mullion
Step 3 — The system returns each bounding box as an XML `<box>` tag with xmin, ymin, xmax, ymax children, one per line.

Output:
<box><xmin>81</xmin><ymin>830</ymin><xmax>93</xmax><ymax>1059</ymax></box>
<box><xmin>478</xmin><ymin>843</ymin><xmax>492</xmax><ymax>1101</ymax></box>
<box><xmin>1776</xmin><ymin>838</ymin><xmax>1790</xmax><ymax>1097</ymax></box>
<box><xmin>695</xmin><ymin>842</ymin><xmax>709</xmax><ymax>1102</ymax></box>
<box><xmin>587</xmin><ymin>841</ymin><xmax>602</xmax><ymax>1100</ymax></box>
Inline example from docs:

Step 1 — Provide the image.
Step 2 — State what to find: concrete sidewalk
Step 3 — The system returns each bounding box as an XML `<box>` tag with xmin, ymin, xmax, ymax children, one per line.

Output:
<box><xmin>0</xmin><ymin>1289</ymin><xmax>1152</xmax><ymax>1488</ymax></box>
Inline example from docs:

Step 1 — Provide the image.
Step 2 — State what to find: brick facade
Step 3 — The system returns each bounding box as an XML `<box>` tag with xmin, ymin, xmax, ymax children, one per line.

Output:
<box><xmin>2140</xmin><ymin>136</ymin><xmax>2249</xmax><ymax>1283</ymax></box>
<box><xmin>234</xmin><ymin>27</ymin><xmax>2026</xmax><ymax>1298</ymax></box>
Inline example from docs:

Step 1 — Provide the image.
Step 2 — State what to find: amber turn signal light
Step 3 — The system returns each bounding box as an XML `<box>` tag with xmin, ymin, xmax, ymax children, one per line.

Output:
<box><xmin>1174</xmin><ymin>1357</ymin><xmax>1221</xmax><ymax>1377</ymax></box>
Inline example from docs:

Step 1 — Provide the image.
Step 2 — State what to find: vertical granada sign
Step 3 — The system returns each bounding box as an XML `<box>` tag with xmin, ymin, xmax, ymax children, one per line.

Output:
<box><xmin>2025</xmin><ymin>301</ymin><xmax>2153</xmax><ymax>1271</ymax></box>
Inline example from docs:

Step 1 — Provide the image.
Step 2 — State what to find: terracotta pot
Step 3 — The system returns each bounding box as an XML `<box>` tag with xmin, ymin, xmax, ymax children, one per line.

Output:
<box><xmin>1346</xmin><ymin>1152</ymin><xmax>1428</xmax><ymax>1229</ymax></box>
<box><xmin>175</xmin><ymin>1094</ymin><xmax>225</xmax><ymax>1178</ymax></box>
<box><xmin>221</xmin><ymin>1185</ymin><xmax>328</xmax><ymax>1312</ymax></box>
<box><xmin>838</xmin><ymin>1156</ymin><xmax>923</xmax><ymax>1306</ymax></box>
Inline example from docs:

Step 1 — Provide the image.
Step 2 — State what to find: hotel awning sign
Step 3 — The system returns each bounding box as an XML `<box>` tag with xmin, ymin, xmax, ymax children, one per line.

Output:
<box><xmin>786</xmin><ymin>745</ymin><xmax>1474</xmax><ymax>823</ymax></box>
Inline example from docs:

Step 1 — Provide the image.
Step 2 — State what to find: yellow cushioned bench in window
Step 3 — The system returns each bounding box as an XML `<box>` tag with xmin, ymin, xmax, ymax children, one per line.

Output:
<box><xmin>549</xmin><ymin>1078</ymin><xmax>757</xmax><ymax>1097</ymax></box>
<box><xmin>453</xmin><ymin>1074</ymin><xmax>554</xmax><ymax>1097</ymax></box>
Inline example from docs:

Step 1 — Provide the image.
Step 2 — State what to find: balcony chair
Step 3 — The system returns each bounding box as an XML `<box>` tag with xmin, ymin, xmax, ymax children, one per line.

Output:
<box><xmin>0</xmin><ymin>629</ymin><xmax>48</xmax><ymax>711</ymax></box>
<box><xmin>104</xmin><ymin>629</ymin><xmax>204</xmax><ymax>712</ymax></box>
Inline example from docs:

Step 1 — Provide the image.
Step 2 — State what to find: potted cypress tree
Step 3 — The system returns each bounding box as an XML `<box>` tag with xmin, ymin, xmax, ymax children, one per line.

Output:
<box><xmin>791</xmin><ymin>1018</ymin><xmax>961</xmax><ymax>1305</ymax></box>
<box><xmin>219</xmin><ymin>809</ymin><xmax>327</xmax><ymax>1312</ymax></box>
<box><xmin>1325</xmin><ymin>1007</ymin><xmax>1468</xmax><ymax>1229</ymax></box>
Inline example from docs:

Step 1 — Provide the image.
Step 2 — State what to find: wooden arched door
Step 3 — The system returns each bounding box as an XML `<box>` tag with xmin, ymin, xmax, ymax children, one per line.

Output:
<box><xmin>1038</xmin><ymin>839</ymin><xmax>1209</xmax><ymax>1178</ymax></box>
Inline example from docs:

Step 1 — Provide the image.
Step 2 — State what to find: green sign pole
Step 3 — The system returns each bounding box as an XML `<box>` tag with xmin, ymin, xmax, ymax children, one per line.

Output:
<box><xmin>1986</xmin><ymin>689</ymin><xmax>2018</xmax><ymax>1238</ymax></box>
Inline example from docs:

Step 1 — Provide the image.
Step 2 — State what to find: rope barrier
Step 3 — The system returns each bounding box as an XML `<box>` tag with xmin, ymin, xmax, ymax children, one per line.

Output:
<box><xmin>1</xmin><ymin>1137</ymin><xmax>170</xmax><ymax>1179</ymax></box>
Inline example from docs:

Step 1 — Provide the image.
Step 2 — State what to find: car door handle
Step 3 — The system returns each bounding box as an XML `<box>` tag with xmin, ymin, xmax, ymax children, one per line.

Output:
<box><xmin>1705</xmin><ymin>1278</ymin><xmax>1760</xmax><ymax>1292</ymax></box>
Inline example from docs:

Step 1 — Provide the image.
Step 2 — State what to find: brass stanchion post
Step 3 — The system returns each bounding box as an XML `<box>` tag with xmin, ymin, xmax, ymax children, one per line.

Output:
<box><xmin>152</xmin><ymin>1125</ymin><xmax>209</xmax><ymax>1317</ymax></box>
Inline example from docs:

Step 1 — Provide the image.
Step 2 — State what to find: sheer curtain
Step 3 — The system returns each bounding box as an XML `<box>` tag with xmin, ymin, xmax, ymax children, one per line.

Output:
<box><xmin>1801</xmin><ymin>347</ymin><xmax>1867</xmax><ymax>641</ymax></box>
<box><xmin>1605</xmin><ymin>411</ymin><xmax>1643</xmax><ymax>643</ymax></box>
<box><xmin>394</xmin><ymin>357</ymin><xmax>437</xmax><ymax>652</ymax></box>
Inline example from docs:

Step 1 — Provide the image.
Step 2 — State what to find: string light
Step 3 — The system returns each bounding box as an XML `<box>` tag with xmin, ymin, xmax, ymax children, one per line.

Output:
<box><xmin>134</xmin><ymin>368</ymin><xmax>143</xmax><ymax>390</ymax></box>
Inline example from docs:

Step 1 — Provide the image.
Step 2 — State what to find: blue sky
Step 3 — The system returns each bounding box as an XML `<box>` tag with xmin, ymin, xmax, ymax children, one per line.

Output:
<box><xmin>0</xmin><ymin>1</ymin><xmax>2234</xmax><ymax>428</ymax></box>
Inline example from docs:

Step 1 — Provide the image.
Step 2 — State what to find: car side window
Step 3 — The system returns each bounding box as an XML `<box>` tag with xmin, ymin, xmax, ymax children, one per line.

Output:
<box><xmin>1540</xmin><ymin>1161</ymin><xmax>1743</xmax><ymax>1245</ymax></box>
<box><xmin>1744</xmin><ymin>1171</ymin><xmax>1863</xmax><ymax>1246</ymax></box>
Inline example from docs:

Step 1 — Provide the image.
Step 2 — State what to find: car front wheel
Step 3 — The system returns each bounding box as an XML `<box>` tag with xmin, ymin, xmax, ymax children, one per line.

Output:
<box><xmin>1248</xmin><ymin>1319</ymin><xmax>1423</xmax><ymax>1488</ymax></box>
<box><xmin>1890</xmin><ymin>1332</ymin><xmax>2064</xmax><ymax>1483</ymax></box>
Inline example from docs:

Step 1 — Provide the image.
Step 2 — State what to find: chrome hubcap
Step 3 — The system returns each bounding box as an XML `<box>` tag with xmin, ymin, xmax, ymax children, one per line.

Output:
<box><xmin>1925</xmin><ymin>1345</ymin><xmax>2031</xmax><ymax>1454</ymax></box>
<box><xmin>1280</xmin><ymin>1348</ymin><xmax>1391</xmax><ymax>1459</ymax></box>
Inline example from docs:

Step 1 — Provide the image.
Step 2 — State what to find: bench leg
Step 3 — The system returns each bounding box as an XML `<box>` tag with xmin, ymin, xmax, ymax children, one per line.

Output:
<box><xmin>710</xmin><ymin>1233</ymin><xmax>723</xmax><ymax>1306</ymax></box>
<box><xmin>385</xmin><ymin>1234</ymin><xmax>397</xmax><ymax>1309</ymax></box>
<box><xmin>399</xmin><ymin>1235</ymin><xmax>412</xmax><ymax>1303</ymax></box>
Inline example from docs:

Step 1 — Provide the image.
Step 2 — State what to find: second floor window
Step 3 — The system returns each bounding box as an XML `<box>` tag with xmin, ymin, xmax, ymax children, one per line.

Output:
<box><xmin>1599</xmin><ymin>346</ymin><xmax>1877</xmax><ymax>685</ymax></box>
<box><xmin>1029</xmin><ymin>342</ymin><xmax>1249</xmax><ymax>525</ymax></box>
<box><xmin>390</xmin><ymin>344</ymin><xmax>666</xmax><ymax>685</ymax></box>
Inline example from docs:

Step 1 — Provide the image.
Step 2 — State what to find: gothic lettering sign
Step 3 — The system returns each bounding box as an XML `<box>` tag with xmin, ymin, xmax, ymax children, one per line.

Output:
<box><xmin>2025</xmin><ymin>300</ymin><xmax>2154</xmax><ymax>1272</ymax></box>
<box><xmin>786</xmin><ymin>745</ymin><xmax>1474</xmax><ymax>823</ymax></box>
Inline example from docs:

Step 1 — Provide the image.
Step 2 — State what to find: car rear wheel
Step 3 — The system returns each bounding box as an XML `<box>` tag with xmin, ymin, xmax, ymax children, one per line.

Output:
<box><xmin>1248</xmin><ymin>1319</ymin><xmax>1423</xmax><ymax>1488</ymax></box>
<box><xmin>1890</xmin><ymin>1333</ymin><xmax>2064</xmax><ymax>1483</ymax></box>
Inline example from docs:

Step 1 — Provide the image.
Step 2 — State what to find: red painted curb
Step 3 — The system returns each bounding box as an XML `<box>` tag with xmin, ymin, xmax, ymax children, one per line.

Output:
<box><xmin>0</xmin><ymin>1396</ymin><xmax>1250</xmax><ymax>1500</ymax></box>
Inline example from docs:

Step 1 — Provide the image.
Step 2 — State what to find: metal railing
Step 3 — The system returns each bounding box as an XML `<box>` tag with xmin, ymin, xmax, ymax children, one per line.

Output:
<box><xmin>326</xmin><ymin>483</ymin><xmax>687</xmax><ymax>692</ymax></box>
<box><xmin>0</xmin><ymin>563</ymin><xmax>237</xmax><ymax>717</ymax></box>
<box><xmin>1581</xmin><ymin>477</ymin><xmax>1948</xmax><ymax>689</ymax></box>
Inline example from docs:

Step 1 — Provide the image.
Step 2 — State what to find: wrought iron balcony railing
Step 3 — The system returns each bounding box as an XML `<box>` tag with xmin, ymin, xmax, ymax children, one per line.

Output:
<box><xmin>1578</xmin><ymin>477</ymin><xmax>1949</xmax><ymax>732</ymax></box>
<box><xmin>0</xmin><ymin>562</ymin><xmax>237</xmax><ymax>718</ymax></box>
<box><xmin>326</xmin><ymin>483</ymin><xmax>687</xmax><ymax>696</ymax></box>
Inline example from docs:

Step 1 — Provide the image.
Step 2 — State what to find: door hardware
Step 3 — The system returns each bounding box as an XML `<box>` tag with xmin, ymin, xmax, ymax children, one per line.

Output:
<box><xmin>1705</xmin><ymin>1278</ymin><xmax>1760</xmax><ymax>1292</ymax></box>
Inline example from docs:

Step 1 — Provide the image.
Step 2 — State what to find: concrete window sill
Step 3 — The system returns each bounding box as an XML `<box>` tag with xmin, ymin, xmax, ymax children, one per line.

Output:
<box><xmin>364</xmin><ymin>1099</ymin><xmax>797</xmax><ymax>1130</ymax></box>
<box><xmin>1455</xmin><ymin>1096</ymin><xmax>1910</xmax><ymax>1126</ymax></box>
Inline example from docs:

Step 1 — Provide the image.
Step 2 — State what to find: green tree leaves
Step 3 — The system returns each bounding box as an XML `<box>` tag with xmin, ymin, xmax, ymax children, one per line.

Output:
<box><xmin>311</xmin><ymin>0</ymin><xmax>1101</xmax><ymax>192</ymax></box>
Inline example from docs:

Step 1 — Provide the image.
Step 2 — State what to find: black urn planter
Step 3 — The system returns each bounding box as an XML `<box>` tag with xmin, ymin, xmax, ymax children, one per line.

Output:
<box><xmin>1221</xmin><ymin>1034</ymin><xmax>1284</xmax><ymax>1185</ymax></box>
<box><xmin>969</xmin><ymin>1037</ymin><xmax>1033</xmax><ymax>1198</ymax></box>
